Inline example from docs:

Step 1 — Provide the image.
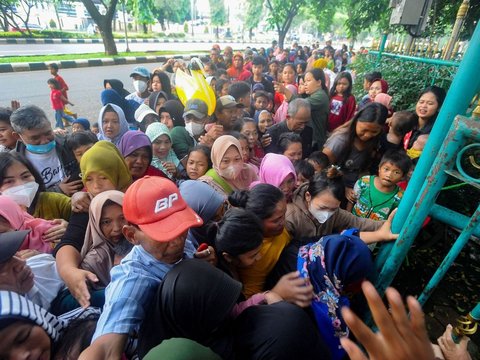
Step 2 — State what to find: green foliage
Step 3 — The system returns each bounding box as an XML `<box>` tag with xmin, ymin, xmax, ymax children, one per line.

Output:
<box><xmin>0</xmin><ymin>30</ymin><xmax>100</xmax><ymax>38</ymax></box>
<box><xmin>49</xmin><ymin>19</ymin><xmax>56</xmax><ymax>29</ymax></box>
<box><xmin>351</xmin><ymin>53</ymin><xmax>456</xmax><ymax>111</ymax></box>
<box><xmin>152</xmin><ymin>0</ymin><xmax>190</xmax><ymax>28</ymax></box>
<box><xmin>209</xmin><ymin>0</ymin><xmax>227</xmax><ymax>26</ymax></box>
<box><xmin>129</xmin><ymin>0</ymin><xmax>156</xmax><ymax>27</ymax></box>
<box><xmin>244</xmin><ymin>0</ymin><xmax>263</xmax><ymax>32</ymax></box>
<box><xmin>343</xmin><ymin>0</ymin><xmax>391</xmax><ymax>41</ymax></box>
<box><xmin>183</xmin><ymin>21</ymin><xmax>188</xmax><ymax>33</ymax></box>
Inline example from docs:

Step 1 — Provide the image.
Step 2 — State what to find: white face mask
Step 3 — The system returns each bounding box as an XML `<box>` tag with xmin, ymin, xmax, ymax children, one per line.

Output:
<box><xmin>133</xmin><ymin>80</ymin><xmax>148</xmax><ymax>93</ymax></box>
<box><xmin>219</xmin><ymin>164</ymin><xmax>243</xmax><ymax>180</ymax></box>
<box><xmin>2</xmin><ymin>181</ymin><xmax>39</xmax><ymax>208</ymax></box>
<box><xmin>309</xmin><ymin>204</ymin><xmax>334</xmax><ymax>224</ymax></box>
<box><xmin>185</xmin><ymin>122</ymin><xmax>205</xmax><ymax>137</ymax></box>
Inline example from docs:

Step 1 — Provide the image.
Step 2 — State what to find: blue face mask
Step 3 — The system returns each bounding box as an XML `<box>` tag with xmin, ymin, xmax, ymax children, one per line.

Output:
<box><xmin>25</xmin><ymin>140</ymin><xmax>56</xmax><ymax>154</ymax></box>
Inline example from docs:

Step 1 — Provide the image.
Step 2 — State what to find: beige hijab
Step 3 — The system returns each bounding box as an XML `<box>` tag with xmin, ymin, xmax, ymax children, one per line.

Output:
<box><xmin>80</xmin><ymin>190</ymin><xmax>124</xmax><ymax>289</ymax></box>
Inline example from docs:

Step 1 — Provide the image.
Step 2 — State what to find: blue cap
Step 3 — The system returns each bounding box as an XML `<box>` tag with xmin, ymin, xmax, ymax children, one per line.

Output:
<box><xmin>72</xmin><ymin>118</ymin><xmax>90</xmax><ymax>131</ymax></box>
<box><xmin>130</xmin><ymin>66</ymin><xmax>150</xmax><ymax>79</ymax></box>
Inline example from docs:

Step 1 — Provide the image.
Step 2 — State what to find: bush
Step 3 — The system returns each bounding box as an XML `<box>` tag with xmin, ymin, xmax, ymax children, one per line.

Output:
<box><xmin>49</xmin><ymin>19</ymin><xmax>57</xmax><ymax>29</ymax></box>
<box><xmin>183</xmin><ymin>22</ymin><xmax>188</xmax><ymax>34</ymax></box>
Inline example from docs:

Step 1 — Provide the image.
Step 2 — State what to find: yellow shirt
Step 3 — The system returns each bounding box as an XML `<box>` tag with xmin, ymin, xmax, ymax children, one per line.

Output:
<box><xmin>33</xmin><ymin>192</ymin><xmax>72</xmax><ymax>221</ymax></box>
<box><xmin>238</xmin><ymin>228</ymin><xmax>292</xmax><ymax>298</ymax></box>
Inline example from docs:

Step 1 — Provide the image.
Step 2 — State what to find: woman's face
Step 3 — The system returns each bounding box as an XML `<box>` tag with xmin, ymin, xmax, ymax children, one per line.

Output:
<box><xmin>304</xmin><ymin>72</ymin><xmax>321</xmax><ymax>95</ymax></box>
<box><xmin>368</xmin><ymin>80</ymin><xmax>383</xmax><ymax>100</ymax></box>
<box><xmin>100</xmin><ymin>203</ymin><xmax>127</xmax><ymax>244</ymax></box>
<box><xmin>0</xmin><ymin>160</ymin><xmax>35</xmax><ymax>191</ymax></box>
<box><xmin>102</xmin><ymin>111</ymin><xmax>120</xmax><ymax>139</ymax></box>
<box><xmin>356</xmin><ymin>121</ymin><xmax>383</xmax><ymax>142</ymax></box>
<box><xmin>298</xmin><ymin>78</ymin><xmax>306</xmax><ymax>95</ymax></box>
<box><xmin>234</xmin><ymin>244</ymin><xmax>262</xmax><ymax>268</ymax></box>
<box><xmin>279</xmin><ymin>173</ymin><xmax>296</xmax><ymax>200</ymax></box>
<box><xmin>283</xmin><ymin>142</ymin><xmax>302</xmax><ymax>163</ymax></box>
<box><xmin>269</xmin><ymin>62</ymin><xmax>278</xmax><ymax>74</ymax></box>
<box><xmin>152</xmin><ymin>135</ymin><xmax>172</xmax><ymax>159</ymax></box>
<box><xmin>124</xmin><ymin>146</ymin><xmax>150</xmax><ymax>179</ymax></box>
<box><xmin>186</xmin><ymin>150</ymin><xmax>209</xmax><ymax>180</ymax></box>
<box><xmin>219</xmin><ymin>145</ymin><xmax>243</xmax><ymax>171</ymax></box>
<box><xmin>258</xmin><ymin>113</ymin><xmax>273</xmax><ymax>133</ymax></box>
<box><xmin>151</xmin><ymin>75</ymin><xmax>162</xmax><ymax>92</ymax></box>
<box><xmin>221</xmin><ymin>83</ymin><xmax>229</xmax><ymax>96</ymax></box>
<box><xmin>0</xmin><ymin>322</ymin><xmax>51</xmax><ymax>360</ymax></box>
<box><xmin>307</xmin><ymin>190</ymin><xmax>341</xmax><ymax>213</ymax></box>
<box><xmin>262</xmin><ymin>198</ymin><xmax>287</xmax><ymax>237</ymax></box>
<box><xmin>155</xmin><ymin>98</ymin><xmax>167</xmax><ymax>115</ymax></box>
<box><xmin>416</xmin><ymin>91</ymin><xmax>439</xmax><ymax>121</ymax></box>
<box><xmin>84</xmin><ymin>171</ymin><xmax>116</xmax><ymax>196</ymax></box>
<box><xmin>282</xmin><ymin>66</ymin><xmax>295</xmax><ymax>85</ymax></box>
<box><xmin>241</xmin><ymin>122</ymin><xmax>259</xmax><ymax>148</ymax></box>
<box><xmin>160</xmin><ymin>112</ymin><xmax>174</xmax><ymax>129</ymax></box>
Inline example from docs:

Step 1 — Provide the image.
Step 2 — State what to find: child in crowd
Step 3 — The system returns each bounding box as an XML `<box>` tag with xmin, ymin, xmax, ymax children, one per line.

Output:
<box><xmin>357</xmin><ymin>71</ymin><xmax>382</xmax><ymax>109</ymax></box>
<box><xmin>294</xmin><ymin>159</ymin><xmax>315</xmax><ymax>187</ymax></box>
<box><xmin>252</xmin><ymin>91</ymin><xmax>270</xmax><ymax>113</ymax></box>
<box><xmin>215</xmin><ymin>79</ymin><xmax>230</xmax><ymax>98</ymax></box>
<box><xmin>238</xmin><ymin>134</ymin><xmax>251</xmax><ymax>164</ymax></box>
<box><xmin>278</xmin><ymin>132</ymin><xmax>303</xmax><ymax>164</ymax></box>
<box><xmin>380</xmin><ymin>111</ymin><xmax>418</xmax><ymax>154</ymax></box>
<box><xmin>146</xmin><ymin>122</ymin><xmax>181</xmax><ymax>179</ymax></box>
<box><xmin>66</xmin><ymin>130</ymin><xmax>98</xmax><ymax>164</ymax></box>
<box><xmin>374</xmin><ymin>93</ymin><xmax>393</xmax><ymax>117</ymax></box>
<box><xmin>307</xmin><ymin>150</ymin><xmax>330</xmax><ymax>173</ymax></box>
<box><xmin>91</xmin><ymin>122</ymin><xmax>99</xmax><ymax>135</ymax></box>
<box><xmin>49</xmin><ymin>62</ymin><xmax>76</xmax><ymax>118</ymax></box>
<box><xmin>48</xmin><ymin>78</ymin><xmax>75</xmax><ymax>129</ymax></box>
<box><xmin>185</xmin><ymin>145</ymin><xmax>211</xmax><ymax>180</ymax></box>
<box><xmin>350</xmin><ymin>150</ymin><xmax>411</xmax><ymax>220</ymax></box>
<box><xmin>0</xmin><ymin>107</ymin><xmax>18</xmax><ymax>152</ymax></box>
<box><xmin>71</xmin><ymin>118</ymin><xmax>91</xmax><ymax>133</ymax></box>
<box><xmin>328</xmin><ymin>71</ymin><xmax>356</xmax><ymax>132</ymax></box>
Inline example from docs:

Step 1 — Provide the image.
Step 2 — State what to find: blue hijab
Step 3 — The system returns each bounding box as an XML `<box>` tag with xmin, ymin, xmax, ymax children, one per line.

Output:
<box><xmin>100</xmin><ymin>88</ymin><xmax>139</xmax><ymax>124</ymax></box>
<box><xmin>297</xmin><ymin>232</ymin><xmax>373</xmax><ymax>360</ymax></box>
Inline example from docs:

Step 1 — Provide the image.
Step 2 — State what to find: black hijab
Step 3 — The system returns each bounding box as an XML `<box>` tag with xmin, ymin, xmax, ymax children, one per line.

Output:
<box><xmin>148</xmin><ymin>91</ymin><xmax>169</xmax><ymax>112</ymax></box>
<box><xmin>103</xmin><ymin>79</ymin><xmax>130</xmax><ymax>97</ymax></box>
<box><xmin>159</xmin><ymin>99</ymin><xmax>185</xmax><ymax>127</ymax></box>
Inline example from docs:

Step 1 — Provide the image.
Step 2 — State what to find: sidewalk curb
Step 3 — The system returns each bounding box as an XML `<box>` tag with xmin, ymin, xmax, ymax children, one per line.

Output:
<box><xmin>0</xmin><ymin>54</ymin><xmax>207</xmax><ymax>73</ymax></box>
<box><xmin>0</xmin><ymin>37</ymin><xmax>270</xmax><ymax>45</ymax></box>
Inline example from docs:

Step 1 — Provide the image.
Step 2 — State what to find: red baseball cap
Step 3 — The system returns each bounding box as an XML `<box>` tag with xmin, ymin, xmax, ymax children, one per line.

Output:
<box><xmin>123</xmin><ymin>176</ymin><xmax>203</xmax><ymax>242</ymax></box>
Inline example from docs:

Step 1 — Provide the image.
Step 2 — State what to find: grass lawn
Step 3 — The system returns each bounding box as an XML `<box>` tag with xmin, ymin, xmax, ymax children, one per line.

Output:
<box><xmin>0</xmin><ymin>50</ymin><xmax>207</xmax><ymax>64</ymax></box>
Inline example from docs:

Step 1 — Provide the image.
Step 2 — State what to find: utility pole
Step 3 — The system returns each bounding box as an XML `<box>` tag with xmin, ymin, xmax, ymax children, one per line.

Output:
<box><xmin>122</xmin><ymin>0</ymin><xmax>130</xmax><ymax>52</ymax></box>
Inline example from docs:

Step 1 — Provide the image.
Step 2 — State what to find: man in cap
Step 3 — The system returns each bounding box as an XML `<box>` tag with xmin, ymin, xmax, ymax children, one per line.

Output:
<box><xmin>80</xmin><ymin>176</ymin><xmax>213</xmax><ymax>359</ymax></box>
<box><xmin>126</xmin><ymin>66</ymin><xmax>151</xmax><ymax>105</ymax></box>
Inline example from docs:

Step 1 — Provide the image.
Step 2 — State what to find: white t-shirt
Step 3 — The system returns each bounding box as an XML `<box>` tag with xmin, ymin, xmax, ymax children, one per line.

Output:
<box><xmin>26</xmin><ymin>149</ymin><xmax>65</xmax><ymax>189</ymax></box>
<box><xmin>125</xmin><ymin>92</ymin><xmax>147</xmax><ymax>105</ymax></box>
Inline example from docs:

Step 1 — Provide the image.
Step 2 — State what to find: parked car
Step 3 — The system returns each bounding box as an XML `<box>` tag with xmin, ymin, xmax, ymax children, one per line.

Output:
<box><xmin>10</xmin><ymin>23</ymin><xmax>45</xmax><ymax>32</ymax></box>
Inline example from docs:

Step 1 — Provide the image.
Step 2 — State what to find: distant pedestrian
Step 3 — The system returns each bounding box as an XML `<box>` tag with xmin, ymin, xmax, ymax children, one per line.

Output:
<box><xmin>47</xmin><ymin>78</ymin><xmax>75</xmax><ymax>129</ymax></box>
<box><xmin>49</xmin><ymin>63</ymin><xmax>76</xmax><ymax>118</ymax></box>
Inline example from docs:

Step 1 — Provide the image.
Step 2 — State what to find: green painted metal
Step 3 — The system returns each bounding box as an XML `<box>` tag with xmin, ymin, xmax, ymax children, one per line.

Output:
<box><xmin>429</xmin><ymin>204</ymin><xmax>480</xmax><ymax>238</ymax></box>
<box><xmin>375</xmin><ymin>34</ymin><xmax>388</xmax><ymax>68</ymax></box>
<box><xmin>369</xmin><ymin>50</ymin><xmax>460</xmax><ymax>67</ymax></box>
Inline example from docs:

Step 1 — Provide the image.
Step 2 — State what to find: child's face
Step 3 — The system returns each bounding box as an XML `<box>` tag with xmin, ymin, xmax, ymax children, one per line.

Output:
<box><xmin>369</xmin><ymin>80</ymin><xmax>383</xmax><ymax>100</ymax></box>
<box><xmin>0</xmin><ymin>322</ymin><xmax>51</xmax><ymax>360</ymax></box>
<box><xmin>254</xmin><ymin>96</ymin><xmax>268</xmax><ymax>111</ymax></box>
<box><xmin>0</xmin><ymin>121</ymin><xmax>18</xmax><ymax>149</ymax></box>
<box><xmin>283</xmin><ymin>142</ymin><xmax>302</xmax><ymax>163</ymax></box>
<box><xmin>151</xmin><ymin>75</ymin><xmax>162</xmax><ymax>92</ymax></box>
<box><xmin>73</xmin><ymin>143</ymin><xmax>94</xmax><ymax>164</ymax></box>
<box><xmin>232</xmin><ymin>244</ymin><xmax>263</xmax><ymax>268</ymax></box>
<box><xmin>335</xmin><ymin>77</ymin><xmax>350</xmax><ymax>96</ymax></box>
<box><xmin>152</xmin><ymin>134</ymin><xmax>172</xmax><ymax>159</ymax></box>
<box><xmin>378</xmin><ymin>161</ymin><xmax>404</xmax><ymax>188</ymax></box>
<box><xmin>49</xmin><ymin>67</ymin><xmax>57</xmax><ymax>75</ymax></box>
<box><xmin>282</xmin><ymin>66</ymin><xmax>295</xmax><ymax>84</ymax></box>
<box><xmin>296</xmin><ymin>173</ymin><xmax>308</xmax><ymax>187</ymax></box>
<box><xmin>221</xmin><ymin>83</ymin><xmax>229</xmax><ymax>97</ymax></box>
<box><xmin>298</xmin><ymin>78</ymin><xmax>306</xmax><ymax>95</ymax></box>
<box><xmin>186</xmin><ymin>150</ymin><xmax>209</xmax><ymax>180</ymax></box>
<box><xmin>91</xmin><ymin>126</ymin><xmax>99</xmax><ymax>135</ymax></box>
<box><xmin>48</xmin><ymin>83</ymin><xmax>55</xmax><ymax>90</ymax></box>
<box><xmin>279</xmin><ymin>173</ymin><xmax>296</xmax><ymax>200</ymax></box>
<box><xmin>363</xmin><ymin>79</ymin><xmax>371</xmax><ymax>91</ymax></box>
<box><xmin>72</xmin><ymin>123</ymin><xmax>85</xmax><ymax>133</ymax></box>
<box><xmin>241</xmin><ymin>122</ymin><xmax>258</xmax><ymax>148</ymax></box>
<box><xmin>100</xmin><ymin>203</ymin><xmax>127</xmax><ymax>244</ymax></box>
<box><xmin>239</xmin><ymin>139</ymin><xmax>250</xmax><ymax>163</ymax></box>
<box><xmin>356</xmin><ymin>121</ymin><xmax>383</xmax><ymax>142</ymax></box>
<box><xmin>269</xmin><ymin>62</ymin><xmax>278</xmax><ymax>74</ymax></box>
<box><xmin>252</xmin><ymin>64</ymin><xmax>264</xmax><ymax>76</ymax></box>
<box><xmin>258</xmin><ymin>113</ymin><xmax>273</xmax><ymax>133</ymax></box>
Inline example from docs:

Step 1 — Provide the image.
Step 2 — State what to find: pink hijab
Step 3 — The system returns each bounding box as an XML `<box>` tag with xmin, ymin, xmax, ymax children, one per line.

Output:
<box><xmin>0</xmin><ymin>195</ymin><xmax>55</xmax><ymax>253</ymax></box>
<box><xmin>250</xmin><ymin>153</ymin><xmax>297</xmax><ymax>189</ymax></box>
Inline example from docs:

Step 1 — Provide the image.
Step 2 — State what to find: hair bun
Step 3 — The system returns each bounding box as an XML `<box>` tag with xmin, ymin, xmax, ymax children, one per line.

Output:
<box><xmin>228</xmin><ymin>190</ymin><xmax>249</xmax><ymax>208</ymax></box>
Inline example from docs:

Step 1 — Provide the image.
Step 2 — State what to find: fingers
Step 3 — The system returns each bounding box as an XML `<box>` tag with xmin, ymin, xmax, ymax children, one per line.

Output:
<box><xmin>340</xmin><ymin>337</ymin><xmax>369</xmax><ymax>360</ymax></box>
<box><xmin>61</xmin><ymin>175</ymin><xmax>71</xmax><ymax>183</ymax></box>
<box><xmin>386</xmin><ymin>287</ymin><xmax>412</xmax><ymax>341</ymax></box>
<box><xmin>42</xmin><ymin>227</ymin><xmax>65</xmax><ymax>242</ymax></box>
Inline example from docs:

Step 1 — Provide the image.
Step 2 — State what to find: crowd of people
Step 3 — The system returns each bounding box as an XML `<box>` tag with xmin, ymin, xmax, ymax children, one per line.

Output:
<box><xmin>0</xmin><ymin>39</ymin><xmax>470</xmax><ymax>360</ymax></box>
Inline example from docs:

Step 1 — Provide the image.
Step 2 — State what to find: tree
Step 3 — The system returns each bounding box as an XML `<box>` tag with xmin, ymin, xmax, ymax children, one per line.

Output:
<box><xmin>152</xmin><ymin>0</ymin><xmax>190</xmax><ymax>31</ymax></box>
<box><xmin>209</xmin><ymin>0</ymin><xmax>226</xmax><ymax>39</ymax></box>
<box><xmin>128</xmin><ymin>0</ymin><xmax>155</xmax><ymax>33</ymax></box>
<box><xmin>244</xmin><ymin>0</ymin><xmax>263</xmax><ymax>40</ymax></box>
<box><xmin>264</xmin><ymin>0</ymin><xmax>304</xmax><ymax>49</ymax></box>
<box><xmin>0</xmin><ymin>0</ymin><xmax>37</xmax><ymax>36</ymax></box>
<box><xmin>342</xmin><ymin>0</ymin><xmax>390</xmax><ymax>43</ymax></box>
<box><xmin>81</xmin><ymin>0</ymin><xmax>119</xmax><ymax>55</ymax></box>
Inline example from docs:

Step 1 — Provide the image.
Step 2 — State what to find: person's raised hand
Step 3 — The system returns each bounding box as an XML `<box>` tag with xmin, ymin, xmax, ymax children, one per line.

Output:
<box><xmin>42</xmin><ymin>219</ymin><xmax>68</xmax><ymax>243</ymax></box>
<box><xmin>345</xmin><ymin>187</ymin><xmax>356</xmax><ymax>203</ymax></box>
<box><xmin>271</xmin><ymin>271</ymin><xmax>313</xmax><ymax>307</ymax></box>
<box><xmin>59</xmin><ymin>176</ymin><xmax>84</xmax><ymax>197</ymax></box>
<box><xmin>162</xmin><ymin>161</ymin><xmax>177</xmax><ymax>177</ymax></box>
<box><xmin>63</xmin><ymin>268</ymin><xmax>99</xmax><ymax>308</ymax></box>
<box><xmin>437</xmin><ymin>324</ymin><xmax>471</xmax><ymax>360</ymax></box>
<box><xmin>340</xmin><ymin>281</ymin><xmax>435</xmax><ymax>360</ymax></box>
<box><xmin>260</xmin><ymin>133</ymin><xmax>272</xmax><ymax>148</ymax></box>
<box><xmin>10</xmin><ymin>100</ymin><xmax>20</xmax><ymax>110</ymax></box>
<box><xmin>194</xmin><ymin>245</ymin><xmax>217</xmax><ymax>266</ymax></box>
<box><xmin>377</xmin><ymin>208</ymin><xmax>399</xmax><ymax>241</ymax></box>
<box><xmin>71</xmin><ymin>191</ymin><xmax>91</xmax><ymax>213</ymax></box>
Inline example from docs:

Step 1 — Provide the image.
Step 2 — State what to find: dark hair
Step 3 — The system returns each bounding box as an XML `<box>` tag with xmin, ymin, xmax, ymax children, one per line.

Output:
<box><xmin>305</xmin><ymin>68</ymin><xmax>329</xmax><ymax>94</ymax></box>
<box><xmin>307</xmin><ymin>166</ymin><xmax>345</xmax><ymax>201</ymax></box>
<box><xmin>379</xmin><ymin>150</ymin><xmax>412</xmax><ymax>175</ymax></box>
<box><xmin>47</xmin><ymin>78</ymin><xmax>61</xmax><ymax>90</ymax></box>
<box><xmin>229</xmin><ymin>184</ymin><xmax>284</xmax><ymax>220</ymax></box>
<box><xmin>330</xmin><ymin>71</ymin><xmax>353</xmax><ymax>102</ymax></box>
<box><xmin>205</xmin><ymin>61</ymin><xmax>217</xmax><ymax>72</ymax></box>
<box><xmin>365</xmin><ymin>71</ymin><xmax>382</xmax><ymax>83</ymax></box>
<box><xmin>0</xmin><ymin>107</ymin><xmax>12</xmax><ymax>125</ymax></box>
<box><xmin>215</xmin><ymin>69</ymin><xmax>228</xmax><ymax>78</ymax></box>
<box><xmin>283</xmin><ymin>63</ymin><xmax>297</xmax><ymax>74</ymax></box>
<box><xmin>228</xmin><ymin>81</ymin><xmax>251</xmax><ymax>101</ymax></box>
<box><xmin>49</xmin><ymin>63</ymin><xmax>59</xmax><ymax>70</ymax></box>
<box><xmin>294</xmin><ymin>160</ymin><xmax>314</xmax><ymax>181</ymax></box>
<box><xmin>391</xmin><ymin>111</ymin><xmax>418</xmax><ymax>137</ymax></box>
<box><xmin>253</xmin><ymin>91</ymin><xmax>269</xmax><ymax>102</ymax></box>
<box><xmin>215</xmin><ymin>208</ymin><xmax>263</xmax><ymax>256</ymax></box>
<box><xmin>232</xmin><ymin>117</ymin><xmax>256</xmax><ymax>133</ymax></box>
<box><xmin>0</xmin><ymin>152</ymin><xmax>46</xmax><ymax>213</ymax></box>
<box><xmin>188</xmin><ymin>144</ymin><xmax>212</xmax><ymax>168</ymax></box>
<box><xmin>252</xmin><ymin>55</ymin><xmax>266</xmax><ymax>67</ymax></box>
<box><xmin>296</xmin><ymin>62</ymin><xmax>307</xmax><ymax>73</ymax></box>
<box><xmin>104</xmin><ymin>104</ymin><xmax>116</xmax><ymax>114</ymax></box>
<box><xmin>417</xmin><ymin>85</ymin><xmax>446</xmax><ymax>122</ymax></box>
<box><xmin>308</xmin><ymin>151</ymin><xmax>330</xmax><ymax>169</ymax></box>
<box><xmin>151</xmin><ymin>71</ymin><xmax>172</xmax><ymax>97</ymax></box>
<box><xmin>92</xmin><ymin>122</ymin><xmax>99</xmax><ymax>128</ymax></box>
<box><xmin>278</xmin><ymin>132</ymin><xmax>302</xmax><ymax>154</ymax></box>
<box><xmin>66</xmin><ymin>130</ymin><xmax>98</xmax><ymax>151</ymax></box>
<box><xmin>215</xmin><ymin>78</ymin><xmax>230</xmax><ymax>95</ymax></box>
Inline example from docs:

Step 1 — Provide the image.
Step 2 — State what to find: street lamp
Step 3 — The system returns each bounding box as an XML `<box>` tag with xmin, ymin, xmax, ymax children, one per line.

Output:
<box><xmin>122</xmin><ymin>0</ymin><xmax>130</xmax><ymax>52</ymax></box>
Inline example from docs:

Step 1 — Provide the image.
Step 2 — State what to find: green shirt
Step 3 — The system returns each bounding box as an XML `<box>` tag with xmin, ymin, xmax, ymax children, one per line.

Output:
<box><xmin>33</xmin><ymin>191</ymin><xmax>72</xmax><ymax>221</ymax></box>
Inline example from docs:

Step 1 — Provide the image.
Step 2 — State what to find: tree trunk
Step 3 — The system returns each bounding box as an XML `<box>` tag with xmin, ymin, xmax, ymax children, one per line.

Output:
<box><xmin>54</xmin><ymin>3</ymin><xmax>62</xmax><ymax>30</ymax></box>
<box><xmin>99</xmin><ymin>20</ymin><xmax>118</xmax><ymax>55</ymax></box>
<box><xmin>249</xmin><ymin>28</ymin><xmax>253</xmax><ymax>41</ymax></box>
<box><xmin>159</xmin><ymin>17</ymin><xmax>166</xmax><ymax>31</ymax></box>
<box><xmin>278</xmin><ymin>30</ymin><xmax>286</xmax><ymax>50</ymax></box>
<box><xmin>81</xmin><ymin>0</ymin><xmax>119</xmax><ymax>55</ymax></box>
<box><xmin>142</xmin><ymin>23</ymin><xmax>147</xmax><ymax>34</ymax></box>
<box><xmin>215</xmin><ymin>25</ymin><xmax>219</xmax><ymax>39</ymax></box>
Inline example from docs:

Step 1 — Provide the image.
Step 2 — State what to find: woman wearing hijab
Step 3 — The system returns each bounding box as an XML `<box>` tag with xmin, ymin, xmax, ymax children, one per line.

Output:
<box><xmin>0</xmin><ymin>290</ymin><xmax>100</xmax><ymax>360</ymax></box>
<box><xmin>179</xmin><ymin>180</ymin><xmax>226</xmax><ymax>247</ymax></box>
<box><xmin>100</xmin><ymin>89</ymin><xmax>138</xmax><ymax>124</ymax></box>
<box><xmin>103</xmin><ymin>79</ymin><xmax>130</xmax><ymax>97</ymax></box>
<box><xmin>250</xmin><ymin>153</ymin><xmax>297</xmax><ymax>201</ymax></box>
<box><xmin>117</xmin><ymin>130</ymin><xmax>167</xmax><ymax>180</ymax></box>
<box><xmin>298</xmin><ymin>233</ymin><xmax>373</xmax><ymax>360</ymax></box>
<box><xmin>159</xmin><ymin>99</ymin><xmax>185</xmax><ymax>130</ymax></box>
<box><xmin>199</xmin><ymin>135</ymin><xmax>258</xmax><ymax>196</ymax></box>
<box><xmin>148</xmin><ymin>90</ymin><xmax>169</xmax><ymax>114</ymax></box>
<box><xmin>54</xmin><ymin>141</ymin><xmax>133</xmax><ymax>312</ymax></box>
<box><xmin>97</xmin><ymin>103</ymin><xmax>130</xmax><ymax>146</ymax></box>
<box><xmin>146</xmin><ymin>122</ymin><xmax>181</xmax><ymax>179</ymax></box>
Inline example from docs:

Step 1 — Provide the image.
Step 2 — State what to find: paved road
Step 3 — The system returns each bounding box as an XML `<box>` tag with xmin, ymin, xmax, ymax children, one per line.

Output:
<box><xmin>0</xmin><ymin>63</ymin><xmax>160</xmax><ymax>123</ymax></box>
<box><xmin>0</xmin><ymin>41</ymin><xmax>269</xmax><ymax>56</ymax></box>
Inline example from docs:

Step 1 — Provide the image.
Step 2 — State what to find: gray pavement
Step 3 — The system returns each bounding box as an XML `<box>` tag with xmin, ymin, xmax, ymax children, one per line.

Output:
<box><xmin>0</xmin><ymin>63</ymin><xmax>155</xmax><ymax>122</ymax></box>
